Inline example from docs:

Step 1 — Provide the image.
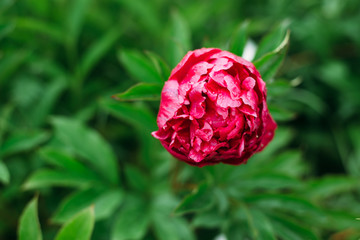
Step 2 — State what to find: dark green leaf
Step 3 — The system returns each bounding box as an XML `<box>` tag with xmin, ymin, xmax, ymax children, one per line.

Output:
<box><xmin>15</xmin><ymin>18</ymin><xmax>63</xmax><ymax>43</ymax></box>
<box><xmin>192</xmin><ymin>210</ymin><xmax>225</xmax><ymax>228</ymax></box>
<box><xmin>112</xmin><ymin>83</ymin><xmax>162</xmax><ymax>101</ymax></box>
<box><xmin>0</xmin><ymin>51</ymin><xmax>29</xmax><ymax>86</ymax></box>
<box><xmin>55</xmin><ymin>206</ymin><xmax>95</xmax><ymax>240</ymax></box>
<box><xmin>175</xmin><ymin>183</ymin><xmax>214</xmax><ymax>215</ymax></box>
<box><xmin>39</xmin><ymin>148</ymin><xmax>100</xmax><ymax>179</ymax></box>
<box><xmin>23</xmin><ymin>169</ymin><xmax>100</xmax><ymax>190</ymax></box>
<box><xmin>0</xmin><ymin>21</ymin><xmax>14</xmax><ymax>40</ymax></box>
<box><xmin>111</xmin><ymin>196</ymin><xmax>149</xmax><ymax>240</ymax></box>
<box><xmin>0</xmin><ymin>160</ymin><xmax>10</xmax><ymax>184</ymax></box>
<box><xmin>18</xmin><ymin>196</ymin><xmax>42</xmax><ymax>240</ymax></box>
<box><xmin>302</xmin><ymin>175</ymin><xmax>359</xmax><ymax>201</ymax></box>
<box><xmin>270</xmin><ymin>214</ymin><xmax>319</xmax><ymax>240</ymax></box>
<box><xmin>124</xmin><ymin>165</ymin><xmax>149</xmax><ymax>192</ymax></box>
<box><xmin>0</xmin><ymin>131</ymin><xmax>49</xmax><ymax>157</ymax></box>
<box><xmin>245</xmin><ymin>194</ymin><xmax>329</xmax><ymax>226</ymax></box>
<box><xmin>30</xmin><ymin>77</ymin><xmax>67</xmax><ymax>126</ymax></box>
<box><xmin>254</xmin><ymin>30</ymin><xmax>290</xmax><ymax>82</ymax></box>
<box><xmin>229</xmin><ymin>21</ymin><xmax>249</xmax><ymax>57</ymax></box>
<box><xmin>118</xmin><ymin>49</ymin><xmax>163</xmax><ymax>83</ymax></box>
<box><xmin>167</xmin><ymin>10</ymin><xmax>192</xmax><ymax>67</ymax></box>
<box><xmin>80</xmin><ymin>29</ymin><xmax>121</xmax><ymax>78</ymax></box>
<box><xmin>51</xmin><ymin>117</ymin><xmax>119</xmax><ymax>184</ymax></box>
<box><xmin>52</xmin><ymin>188</ymin><xmax>104</xmax><ymax>223</ymax></box>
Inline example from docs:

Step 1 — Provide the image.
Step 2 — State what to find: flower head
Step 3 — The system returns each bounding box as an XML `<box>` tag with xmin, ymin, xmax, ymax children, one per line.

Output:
<box><xmin>152</xmin><ymin>48</ymin><xmax>277</xmax><ymax>167</ymax></box>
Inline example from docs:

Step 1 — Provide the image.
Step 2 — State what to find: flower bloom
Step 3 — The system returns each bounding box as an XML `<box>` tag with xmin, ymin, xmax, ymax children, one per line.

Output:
<box><xmin>152</xmin><ymin>48</ymin><xmax>277</xmax><ymax>167</ymax></box>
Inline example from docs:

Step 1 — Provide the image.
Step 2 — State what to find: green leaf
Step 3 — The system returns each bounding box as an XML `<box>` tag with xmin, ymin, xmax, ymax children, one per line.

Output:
<box><xmin>55</xmin><ymin>206</ymin><xmax>95</xmax><ymax>240</ymax></box>
<box><xmin>94</xmin><ymin>189</ymin><xmax>123</xmax><ymax>220</ymax></box>
<box><xmin>245</xmin><ymin>194</ymin><xmax>329</xmax><ymax>226</ymax></box>
<box><xmin>111</xmin><ymin>196</ymin><xmax>149</xmax><ymax>240</ymax></box>
<box><xmin>254</xmin><ymin>21</ymin><xmax>290</xmax><ymax>60</ymax></box>
<box><xmin>30</xmin><ymin>77</ymin><xmax>67</xmax><ymax>126</ymax></box>
<box><xmin>246</xmin><ymin>208</ymin><xmax>276</xmax><ymax>240</ymax></box>
<box><xmin>0</xmin><ymin>21</ymin><xmax>14</xmax><ymax>40</ymax></box>
<box><xmin>302</xmin><ymin>175</ymin><xmax>359</xmax><ymax>201</ymax></box>
<box><xmin>52</xmin><ymin>188</ymin><xmax>104</xmax><ymax>223</ymax></box>
<box><xmin>112</xmin><ymin>83</ymin><xmax>162</xmax><ymax>101</ymax></box>
<box><xmin>270</xmin><ymin>214</ymin><xmax>318</xmax><ymax>240</ymax></box>
<box><xmin>18</xmin><ymin>196</ymin><xmax>42</xmax><ymax>240</ymax></box>
<box><xmin>268</xmin><ymin>104</ymin><xmax>296</xmax><ymax>122</ymax></box>
<box><xmin>145</xmin><ymin>51</ymin><xmax>171</xmax><ymax>81</ymax></box>
<box><xmin>0</xmin><ymin>160</ymin><xmax>10</xmax><ymax>184</ymax></box>
<box><xmin>254</xmin><ymin>30</ymin><xmax>290</xmax><ymax>82</ymax></box>
<box><xmin>0</xmin><ymin>50</ymin><xmax>29</xmax><ymax>87</ymax></box>
<box><xmin>124</xmin><ymin>165</ymin><xmax>149</xmax><ymax>192</ymax></box>
<box><xmin>51</xmin><ymin>117</ymin><xmax>119</xmax><ymax>184</ymax></box>
<box><xmin>152</xmin><ymin>213</ymin><xmax>195</xmax><ymax>240</ymax></box>
<box><xmin>101</xmin><ymin>99</ymin><xmax>157</xmax><ymax>131</ymax></box>
<box><xmin>66</xmin><ymin>0</ymin><xmax>92</xmax><ymax>46</ymax></box>
<box><xmin>192</xmin><ymin>210</ymin><xmax>225</xmax><ymax>228</ymax></box>
<box><xmin>238</xmin><ymin>173</ymin><xmax>301</xmax><ymax>191</ymax></box>
<box><xmin>80</xmin><ymin>28</ymin><xmax>121</xmax><ymax>78</ymax></box>
<box><xmin>0</xmin><ymin>131</ymin><xmax>50</xmax><ymax>157</ymax></box>
<box><xmin>175</xmin><ymin>183</ymin><xmax>215</xmax><ymax>215</ymax></box>
<box><xmin>39</xmin><ymin>147</ymin><xmax>100</xmax><ymax>179</ymax></box>
<box><xmin>118</xmin><ymin>49</ymin><xmax>163</xmax><ymax>83</ymax></box>
<box><xmin>229</xmin><ymin>21</ymin><xmax>249</xmax><ymax>57</ymax></box>
<box><xmin>166</xmin><ymin>9</ymin><xmax>192</xmax><ymax>68</ymax></box>
<box><xmin>23</xmin><ymin>169</ymin><xmax>100</xmax><ymax>190</ymax></box>
<box><xmin>15</xmin><ymin>18</ymin><xmax>63</xmax><ymax>43</ymax></box>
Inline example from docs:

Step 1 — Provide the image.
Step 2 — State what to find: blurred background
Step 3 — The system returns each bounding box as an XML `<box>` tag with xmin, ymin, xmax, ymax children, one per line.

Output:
<box><xmin>0</xmin><ymin>0</ymin><xmax>360</xmax><ymax>239</ymax></box>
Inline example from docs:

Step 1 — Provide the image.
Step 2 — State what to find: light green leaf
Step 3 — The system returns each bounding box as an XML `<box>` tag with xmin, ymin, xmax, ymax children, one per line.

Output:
<box><xmin>51</xmin><ymin>117</ymin><xmax>119</xmax><ymax>184</ymax></box>
<box><xmin>229</xmin><ymin>21</ymin><xmax>249</xmax><ymax>57</ymax></box>
<box><xmin>94</xmin><ymin>189</ymin><xmax>123</xmax><ymax>220</ymax></box>
<box><xmin>254</xmin><ymin>30</ymin><xmax>290</xmax><ymax>82</ymax></box>
<box><xmin>66</xmin><ymin>0</ymin><xmax>92</xmax><ymax>46</ymax></box>
<box><xmin>55</xmin><ymin>206</ymin><xmax>95</xmax><ymax>240</ymax></box>
<box><xmin>112</xmin><ymin>83</ymin><xmax>162</xmax><ymax>101</ymax></box>
<box><xmin>18</xmin><ymin>196</ymin><xmax>42</xmax><ymax>240</ymax></box>
<box><xmin>111</xmin><ymin>196</ymin><xmax>149</xmax><ymax>240</ymax></box>
<box><xmin>254</xmin><ymin>21</ymin><xmax>290</xmax><ymax>60</ymax></box>
<box><xmin>100</xmin><ymin>99</ymin><xmax>157</xmax><ymax>131</ymax></box>
<box><xmin>152</xmin><ymin>213</ymin><xmax>195</xmax><ymax>240</ymax></box>
<box><xmin>175</xmin><ymin>183</ymin><xmax>215</xmax><ymax>215</ymax></box>
<box><xmin>192</xmin><ymin>210</ymin><xmax>225</xmax><ymax>228</ymax></box>
<box><xmin>23</xmin><ymin>169</ymin><xmax>100</xmax><ymax>190</ymax></box>
<box><xmin>80</xmin><ymin>29</ymin><xmax>121</xmax><ymax>78</ymax></box>
<box><xmin>145</xmin><ymin>51</ymin><xmax>171</xmax><ymax>81</ymax></box>
<box><xmin>238</xmin><ymin>173</ymin><xmax>301</xmax><ymax>191</ymax></box>
<box><xmin>268</xmin><ymin>104</ymin><xmax>296</xmax><ymax>122</ymax></box>
<box><xmin>246</xmin><ymin>208</ymin><xmax>276</xmax><ymax>240</ymax></box>
<box><xmin>0</xmin><ymin>131</ymin><xmax>50</xmax><ymax>157</ymax></box>
<box><xmin>52</xmin><ymin>188</ymin><xmax>104</xmax><ymax>224</ymax></box>
<box><xmin>167</xmin><ymin>9</ymin><xmax>192</xmax><ymax>67</ymax></box>
<box><xmin>0</xmin><ymin>160</ymin><xmax>10</xmax><ymax>184</ymax></box>
<box><xmin>118</xmin><ymin>49</ymin><xmax>163</xmax><ymax>83</ymax></box>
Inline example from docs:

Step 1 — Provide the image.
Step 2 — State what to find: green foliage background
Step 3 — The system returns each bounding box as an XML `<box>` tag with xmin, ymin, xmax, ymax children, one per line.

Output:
<box><xmin>0</xmin><ymin>0</ymin><xmax>360</xmax><ymax>239</ymax></box>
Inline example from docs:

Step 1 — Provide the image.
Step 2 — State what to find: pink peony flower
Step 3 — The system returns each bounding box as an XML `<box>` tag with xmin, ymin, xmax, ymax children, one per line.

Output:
<box><xmin>152</xmin><ymin>48</ymin><xmax>277</xmax><ymax>167</ymax></box>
